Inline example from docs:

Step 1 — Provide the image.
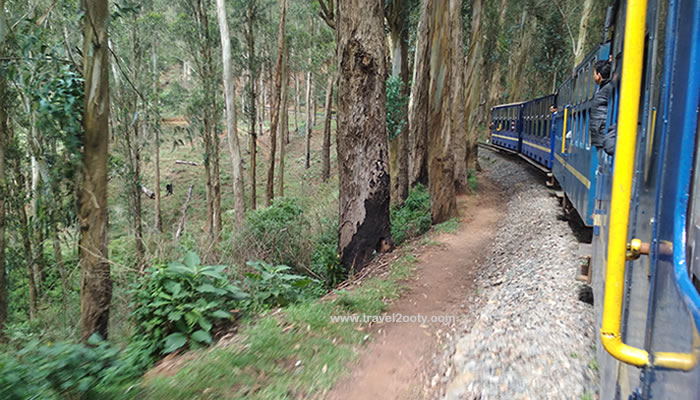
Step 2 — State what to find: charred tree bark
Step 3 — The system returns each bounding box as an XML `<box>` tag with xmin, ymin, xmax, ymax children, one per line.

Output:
<box><xmin>266</xmin><ymin>0</ymin><xmax>286</xmax><ymax>206</ymax></box>
<box><xmin>216</xmin><ymin>0</ymin><xmax>246</xmax><ymax>227</ymax></box>
<box><xmin>427</xmin><ymin>0</ymin><xmax>456</xmax><ymax>223</ymax></box>
<box><xmin>80</xmin><ymin>0</ymin><xmax>112</xmax><ymax>340</ymax></box>
<box><xmin>336</xmin><ymin>0</ymin><xmax>392</xmax><ymax>272</ymax></box>
<box><xmin>321</xmin><ymin>73</ymin><xmax>333</xmax><ymax>182</ymax></box>
<box><xmin>407</xmin><ymin>0</ymin><xmax>431</xmax><ymax>187</ymax></box>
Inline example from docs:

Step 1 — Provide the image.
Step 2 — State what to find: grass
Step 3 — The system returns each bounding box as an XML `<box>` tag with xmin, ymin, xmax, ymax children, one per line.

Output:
<box><xmin>139</xmin><ymin>253</ymin><xmax>418</xmax><ymax>399</ymax></box>
<box><xmin>434</xmin><ymin>218</ymin><xmax>460</xmax><ymax>234</ymax></box>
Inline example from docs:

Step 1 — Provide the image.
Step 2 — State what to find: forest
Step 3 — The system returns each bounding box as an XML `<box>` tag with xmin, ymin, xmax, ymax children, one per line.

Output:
<box><xmin>0</xmin><ymin>0</ymin><xmax>605</xmax><ymax>398</ymax></box>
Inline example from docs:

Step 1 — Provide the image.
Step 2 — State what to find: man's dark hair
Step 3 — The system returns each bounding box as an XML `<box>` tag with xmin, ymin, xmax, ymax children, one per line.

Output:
<box><xmin>595</xmin><ymin>60</ymin><xmax>611</xmax><ymax>80</ymax></box>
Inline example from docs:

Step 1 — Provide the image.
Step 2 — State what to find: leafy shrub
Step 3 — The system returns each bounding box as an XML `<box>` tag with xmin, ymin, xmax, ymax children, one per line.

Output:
<box><xmin>232</xmin><ymin>197</ymin><xmax>311</xmax><ymax>271</ymax></box>
<box><xmin>468</xmin><ymin>168</ymin><xmax>478</xmax><ymax>191</ymax></box>
<box><xmin>391</xmin><ymin>184</ymin><xmax>432</xmax><ymax>245</ymax></box>
<box><xmin>130</xmin><ymin>252</ymin><xmax>247</xmax><ymax>356</ymax></box>
<box><xmin>310</xmin><ymin>218</ymin><xmax>346</xmax><ymax>288</ymax></box>
<box><xmin>0</xmin><ymin>336</ymin><xmax>134</xmax><ymax>400</ymax></box>
<box><xmin>242</xmin><ymin>260</ymin><xmax>321</xmax><ymax>310</ymax></box>
<box><xmin>386</xmin><ymin>75</ymin><xmax>408</xmax><ymax>141</ymax></box>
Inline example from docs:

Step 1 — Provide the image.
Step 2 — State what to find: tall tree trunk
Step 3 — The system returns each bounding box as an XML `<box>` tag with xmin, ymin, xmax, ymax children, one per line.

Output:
<box><xmin>336</xmin><ymin>0</ymin><xmax>392</xmax><ymax>272</ymax></box>
<box><xmin>387</xmin><ymin>0</ymin><xmax>409</xmax><ymax>203</ymax></box>
<box><xmin>277</xmin><ymin>47</ymin><xmax>289</xmax><ymax>196</ymax></box>
<box><xmin>427</xmin><ymin>0</ymin><xmax>456</xmax><ymax>223</ymax></box>
<box><xmin>0</xmin><ymin>10</ymin><xmax>8</xmax><ymax>329</ymax></box>
<box><xmin>304</xmin><ymin>70</ymin><xmax>312</xmax><ymax>169</ymax></box>
<box><xmin>450</xmin><ymin>0</ymin><xmax>467</xmax><ymax>192</ymax></box>
<box><xmin>266</xmin><ymin>0</ymin><xmax>286</xmax><ymax>206</ymax></box>
<box><xmin>464</xmin><ymin>0</ymin><xmax>483</xmax><ymax>173</ymax></box>
<box><xmin>80</xmin><ymin>0</ymin><xmax>112</xmax><ymax>341</ymax></box>
<box><xmin>216</xmin><ymin>0</ymin><xmax>246</xmax><ymax>228</ymax></box>
<box><xmin>321</xmin><ymin>74</ymin><xmax>333</xmax><ymax>182</ymax></box>
<box><xmin>17</xmin><ymin>181</ymin><xmax>38</xmax><ymax>321</ymax></box>
<box><xmin>486</xmin><ymin>0</ymin><xmax>508</xmax><ymax>109</ymax></box>
<box><xmin>247</xmin><ymin>4</ymin><xmax>257</xmax><ymax>210</ymax></box>
<box><xmin>49</xmin><ymin>220</ymin><xmax>69</xmax><ymax>319</ymax></box>
<box><xmin>153</xmin><ymin>42</ymin><xmax>163</xmax><ymax>232</ymax></box>
<box><xmin>574</xmin><ymin>0</ymin><xmax>593</xmax><ymax>65</ymax></box>
<box><xmin>294</xmin><ymin>73</ymin><xmax>299</xmax><ymax>136</ymax></box>
<box><xmin>407</xmin><ymin>0</ymin><xmax>431</xmax><ymax>187</ymax></box>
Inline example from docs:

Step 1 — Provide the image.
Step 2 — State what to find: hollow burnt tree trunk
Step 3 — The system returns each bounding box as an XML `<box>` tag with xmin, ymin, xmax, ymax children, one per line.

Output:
<box><xmin>80</xmin><ymin>0</ymin><xmax>112</xmax><ymax>341</ymax></box>
<box><xmin>336</xmin><ymin>0</ymin><xmax>392</xmax><ymax>272</ymax></box>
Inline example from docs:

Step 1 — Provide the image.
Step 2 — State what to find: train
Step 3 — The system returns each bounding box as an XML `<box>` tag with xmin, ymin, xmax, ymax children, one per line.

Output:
<box><xmin>488</xmin><ymin>0</ymin><xmax>700</xmax><ymax>398</ymax></box>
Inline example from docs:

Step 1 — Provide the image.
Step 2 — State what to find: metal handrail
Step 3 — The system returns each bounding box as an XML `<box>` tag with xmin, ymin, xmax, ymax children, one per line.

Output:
<box><xmin>601</xmin><ymin>0</ymin><xmax>699</xmax><ymax>371</ymax></box>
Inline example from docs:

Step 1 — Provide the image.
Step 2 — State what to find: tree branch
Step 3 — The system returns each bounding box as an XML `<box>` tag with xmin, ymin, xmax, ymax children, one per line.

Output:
<box><xmin>318</xmin><ymin>0</ymin><xmax>335</xmax><ymax>29</ymax></box>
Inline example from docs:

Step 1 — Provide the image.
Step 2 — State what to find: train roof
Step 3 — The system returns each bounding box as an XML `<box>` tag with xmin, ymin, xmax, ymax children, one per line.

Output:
<box><xmin>491</xmin><ymin>101</ymin><xmax>526</xmax><ymax>110</ymax></box>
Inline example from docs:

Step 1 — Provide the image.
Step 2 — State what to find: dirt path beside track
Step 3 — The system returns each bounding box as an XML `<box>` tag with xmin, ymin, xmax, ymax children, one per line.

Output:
<box><xmin>325</xmin><ymin>179</ymin><xmax>503</xmax><ymax>400</ymax></box>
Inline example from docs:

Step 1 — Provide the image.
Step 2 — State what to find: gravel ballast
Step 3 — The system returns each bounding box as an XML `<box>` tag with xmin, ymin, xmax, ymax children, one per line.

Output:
<box><xmin>437</xmin><ymin>151</ymin><xmax>598</xmax><ymax>400</ymax></box>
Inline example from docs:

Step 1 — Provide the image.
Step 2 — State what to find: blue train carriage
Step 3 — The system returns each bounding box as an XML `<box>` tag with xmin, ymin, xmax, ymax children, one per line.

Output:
<box><xmin>551</xmin><ymin>42</ymin><xmax>611</xmax><ymax>226</ymax></box>
<box><xmin>591</xmin><ymin>0</ymin><xmax>700</xmax><ymax>399</ymax></box>
<box><xmin>490</xmin><ymin>101</ymin><xmax>524</xmax><ymax>152</ymax></box>
<box><xmin>521</xmin><ymin>94</ymin><xmax>556</xmax><ymax>168</ymax></box>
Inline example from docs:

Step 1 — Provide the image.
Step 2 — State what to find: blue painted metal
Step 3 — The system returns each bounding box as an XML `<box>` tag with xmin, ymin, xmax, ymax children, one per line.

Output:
<box><xmin>490</xmin><ymin>102</ymin><xmax>524</xmax><ymax>152</ymax></box>
<box><xmin>550</xmin><ymin>43</ymin><xmax>610</xmax><ymax>227</ymax></box>
<box><xmin>521</xmin><ymin>94</ymin><xmax>556</xmax><ymax>168</ymax></box>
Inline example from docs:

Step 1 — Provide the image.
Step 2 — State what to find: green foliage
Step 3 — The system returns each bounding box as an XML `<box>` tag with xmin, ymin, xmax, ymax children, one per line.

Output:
<box><xmin>242</xmin><ymin>260</ymin><xmax>321</xmax><ymax>310</ymax></box>
<box><xmin>0</xmin><ymin>336</ymin><xmax>138</xmax><ymax>400</ymax></box>
<box><xmin>390</xmin><ymin>184</ymin><xmax>432</xmax><ymax>245</ymax></box>
<box><xmin>468</xmin><ymin>168</ymin><xmax>478</xmax><ymax>191</ymax></box>
<box><xmin>310</xmin><ymin>218</ymin><xmax>345</xmax><ymax>288</ymax></box>
<box><xmin>386</xmin><ymin>75</ymin><xmax>408</xmax><ymax>141</ymax></box>
<box><xmin>434</xmin><ymin>218</ymin><xmax>460</xmax><ymax>234</ymax></box>
<box><xmin>129</xmin><ymin>252</ymin><xmax>247</xmax><ymax>356</ymax></box>
<box><xmin>232</xmin><ymin>197</ymin><xmax>310</xmax><ymax>270</ymax></box>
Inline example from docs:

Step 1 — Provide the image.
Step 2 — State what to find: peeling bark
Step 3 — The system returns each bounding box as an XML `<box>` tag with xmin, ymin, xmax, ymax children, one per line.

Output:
<box><xmin>407</xmin><ymin>0</ymin><xmax>431</xmax><ymax>187</ymax></box>
<box><xmin>216</xmin><ymin>0</ymin><xmax>246</xmax><ymax>227</ymax></box>
<box><xmin>336</xmin><ymin>0</ymin><xmax>392</xmax><ymax>272</ymax></box>
<box><xmin>427</xmin><ymin>0</ymin><xmax>456</xmax><ymax>223</ymax></box>
<box><xmin>464</xmin><ymin>0</ymin><xmax>483</xmax><ymax>173</ymax></box>
<box><xmin>80</xmin><ymin>0</ymin><xmax>112</xmax><ymax>340</ymax></box>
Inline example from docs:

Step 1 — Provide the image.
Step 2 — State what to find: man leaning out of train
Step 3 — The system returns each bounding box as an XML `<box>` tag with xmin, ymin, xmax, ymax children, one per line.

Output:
<box><xmin>590</xmin><ymin>60</ymin><xmax>613</xmax><ymax>154</ymax></box>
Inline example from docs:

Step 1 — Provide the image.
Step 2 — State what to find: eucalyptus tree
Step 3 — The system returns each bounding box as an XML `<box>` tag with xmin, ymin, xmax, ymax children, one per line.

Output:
<box><xmin>179</xmin><ymin>0</ymin><xmax>222</xmax><ymax>239</ymax></box>
<box><xmin>80</xmin><ymin>0</ymin><xmax>112</xmax><ymax>341</ymax></box>
<box><xmin>385</xmin><ymin>0</ymin><xmax>412</xmax><ymax>203</ymax></box>
<box><xmin>336</xmin><ymin>0</ymin><xmax>392</xmax><ymax>271</ymax></box>
<box><xmin>264</xmin><ymin>0</ymin><xmax>286</xmax><ymax>206</ymax></box>
<box><xmin>215</xmin><ymin>0</ymin><xmax>246</xmax><ymax>228</ymax></box>
<box><xmin>0</xmin><ymin>0</ymin><xmax>8</xmax><ymax>332</ymax></box>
